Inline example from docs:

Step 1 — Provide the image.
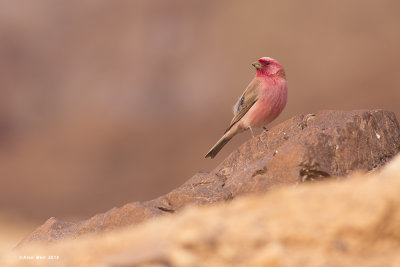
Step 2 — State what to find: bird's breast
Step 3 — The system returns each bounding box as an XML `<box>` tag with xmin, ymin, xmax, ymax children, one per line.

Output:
<box><xmin>243</xmin><ymin>79</ymin><xmax>287</xmax><ymax>128</ymax></box>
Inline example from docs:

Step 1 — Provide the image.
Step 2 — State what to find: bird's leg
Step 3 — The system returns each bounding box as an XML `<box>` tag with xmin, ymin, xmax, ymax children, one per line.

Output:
<box><xmin>249</xmin><ymin>126</ymin><xmax>255</xmax><ymax>138</ymax></box>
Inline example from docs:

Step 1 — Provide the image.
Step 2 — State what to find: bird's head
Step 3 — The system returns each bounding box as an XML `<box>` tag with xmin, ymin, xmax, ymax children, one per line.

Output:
<box><xmin>252</xmin><ymin>57</ymin><xmax>285</xmax><ymax>78</ymax></box>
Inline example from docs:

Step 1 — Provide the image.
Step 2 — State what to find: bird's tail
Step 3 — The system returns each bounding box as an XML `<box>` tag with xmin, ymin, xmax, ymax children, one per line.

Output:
<box><xmin>205</xmin><ymin>130</ymin><xmax>236</xmax><ymax>159</ymax></box>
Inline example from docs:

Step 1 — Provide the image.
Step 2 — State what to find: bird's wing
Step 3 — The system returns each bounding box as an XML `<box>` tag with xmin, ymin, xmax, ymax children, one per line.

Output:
<box><xmin>224</xmin><ymin>78</ymin><xmax>261</xmax><ymax>133</ymax></box>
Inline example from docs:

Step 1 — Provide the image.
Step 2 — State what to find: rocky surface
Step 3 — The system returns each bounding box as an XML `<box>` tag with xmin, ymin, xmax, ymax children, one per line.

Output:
<box><xmin>5</xmin><ymin>153</ymin><xmax>400</xmax><ymax>266</ymax></box>
<box><xmin>18</xmin><ymin>109</ymin><xmax>400</xmax><ymax>245</ymax></box>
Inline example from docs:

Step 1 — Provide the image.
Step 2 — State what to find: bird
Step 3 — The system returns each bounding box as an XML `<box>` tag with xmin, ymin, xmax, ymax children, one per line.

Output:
<box><xmin>205</xmin><ymin>56</ymin><xmax>288</xmax><ymax>159</ymax></box>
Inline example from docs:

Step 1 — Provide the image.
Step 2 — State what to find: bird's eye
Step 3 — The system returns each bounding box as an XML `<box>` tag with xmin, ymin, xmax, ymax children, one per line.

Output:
<box><xmin>264</xmin><ymin>62</ymin><xmax>270</xmax><ymax>66</ymax></box>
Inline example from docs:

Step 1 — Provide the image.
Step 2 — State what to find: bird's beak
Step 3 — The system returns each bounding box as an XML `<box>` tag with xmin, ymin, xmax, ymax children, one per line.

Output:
<box><xmin>252</xmin><ymin>61</ymin><xmax>262</xmax><ymax>70</ymax></box>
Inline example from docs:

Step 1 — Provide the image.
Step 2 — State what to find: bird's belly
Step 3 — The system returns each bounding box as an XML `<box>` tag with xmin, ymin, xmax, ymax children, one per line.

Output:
<box><xmin>242</xmin><ymin>89</ymin><xmax>287</xmax><ymax>128</ymax></box>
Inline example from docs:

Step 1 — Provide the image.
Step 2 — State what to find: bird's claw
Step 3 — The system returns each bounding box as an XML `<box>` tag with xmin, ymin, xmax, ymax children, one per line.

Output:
<box><xmin>249</xmin><ymin>127</ymin><xmax>255</xmax><ymax>138</ymax></box>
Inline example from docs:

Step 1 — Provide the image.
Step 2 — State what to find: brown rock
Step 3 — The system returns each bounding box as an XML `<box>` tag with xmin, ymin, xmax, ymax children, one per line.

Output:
<box><xmin>18</xmin><ymin>109</ymin><xmax>400</xmax><ymax>245</ymax></box>
<box><xmin>7</xmin><ymin>153</ymin><xmax>400</xmax><ymax>267</ymax></box>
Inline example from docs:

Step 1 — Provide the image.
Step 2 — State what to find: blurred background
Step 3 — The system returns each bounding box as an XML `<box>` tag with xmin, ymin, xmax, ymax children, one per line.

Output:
<box><xmin>0</xmin><ymin>0</ymin><xmax>399</xmax><ymax>248</ymax></box>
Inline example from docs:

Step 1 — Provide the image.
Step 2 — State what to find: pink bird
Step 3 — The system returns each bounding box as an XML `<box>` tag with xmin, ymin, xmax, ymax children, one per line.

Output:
<box><xmin>205</xmin><ymin>57</ymin><xmax>287</xmax><ymax>159</ymax></box>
